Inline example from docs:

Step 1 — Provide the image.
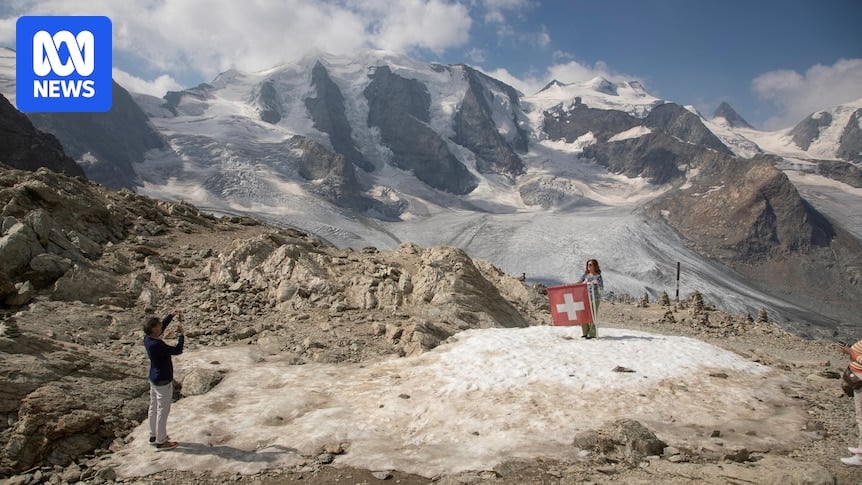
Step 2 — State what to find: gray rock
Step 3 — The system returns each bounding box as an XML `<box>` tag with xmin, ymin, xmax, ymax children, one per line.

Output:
<box><xmin>5</xmin><ymin>281</ymin><xmax>34</xmax><ymax>306</ymax></box>
<box><xmin>28</xmin><ymin>252</ymin><xmax>72</xmax><ymax>286</ymax></box>
<box><xmin>52</xmin><ymin>267</ymin><xmax>119</xmax><ymax>304</ymax></box>
<box><xmin>572</xmin><ymin>419</ymin><xmax>667</xmax><ymax>465</ymax></box>
<box><xmin>0</xmin><ymin>222</ymin><xmax>43</xmax><ymax>278</ymax></box>
<box><xmin>180</xmin><ymin>368</ymin><xmax>224</xmax><ymax>396</ymax></box>
<box><xmin>371</xmin><ymin>470</ymin><xmax>393</xmax><ymax>480</ymax></box>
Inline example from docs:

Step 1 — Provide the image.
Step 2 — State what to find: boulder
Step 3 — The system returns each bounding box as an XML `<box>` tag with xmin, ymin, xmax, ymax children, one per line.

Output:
<box><xmin>0</xmin><ymin>222</ymin><xmax>43</xmax><ymax>278</ymax></box>
<box><xmin>180</xmin><ymin>368</ymin><xmax>224</xmax><ymax>397</ymax></box>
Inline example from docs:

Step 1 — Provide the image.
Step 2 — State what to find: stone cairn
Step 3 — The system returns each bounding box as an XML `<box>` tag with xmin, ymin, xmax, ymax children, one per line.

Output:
<box><xmin>658</xmin><ymin>291</ymin><xmax>671</xmax><ymax>307</ymax></box>
<box><xmin>637</xmin><ymin>291</ymin><xmax>650</xmax><ymax>308</ymax></box>
<box><xmin>0</xmin><ymin>316</ymin><xmax>20</xmax><ymax>338</ymax></box>
<box><xmin>690</xmin><ymin>291</ymin><xmax>710</xmax><ymax>325</ymax></box>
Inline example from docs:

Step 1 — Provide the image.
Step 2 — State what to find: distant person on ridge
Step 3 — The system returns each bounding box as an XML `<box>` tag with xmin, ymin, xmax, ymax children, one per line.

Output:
<box><xmin>836</xmin><ymin>340</ymin><xmax>862</xmax><ymax>466</ymax></box>
<box><xmin>143</xmin><ymin>310</ymin><xmax>184</xmax><ymax>451</ymax></box>
<box><xmin>578</xmin><ymin>259</ymin><xmax>603</xmax><ymax>339</ymax></box>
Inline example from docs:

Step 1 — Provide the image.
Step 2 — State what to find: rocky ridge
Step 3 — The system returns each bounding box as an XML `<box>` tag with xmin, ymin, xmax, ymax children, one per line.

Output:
<box><xmin>1</xmin><ymin>166</ymin><xmax>861</xmax><ymax>484</ymax></box>
<box><xmin>0</xmin><ymin>95</ymin><xmax>84</xmax><ymax>180</ymax></box>
<box><xmin>26</xmin><ymin>81</ymin><xmax>165</xmax><ymax>190</ymax></box>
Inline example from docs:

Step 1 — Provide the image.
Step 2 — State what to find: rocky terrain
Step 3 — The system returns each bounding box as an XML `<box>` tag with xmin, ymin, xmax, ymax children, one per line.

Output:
<box><xmin>1</xmin><ymin>165</ymin><xmax>862</xmax><ymax>484</ymax></box>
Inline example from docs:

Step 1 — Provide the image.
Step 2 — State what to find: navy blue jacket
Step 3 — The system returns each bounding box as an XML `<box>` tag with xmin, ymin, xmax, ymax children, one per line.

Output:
<box><xmin>144</xmin><ymin>314</ymin><xmax>184</xmax><ymax>385</ymax></box>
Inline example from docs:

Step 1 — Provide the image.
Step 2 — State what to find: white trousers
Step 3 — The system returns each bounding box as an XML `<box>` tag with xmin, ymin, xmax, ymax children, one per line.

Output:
<box><xmin>855</xmin><ymin>388</ymin><xmax>862</xmax><ymax>452</ymax></box>
<box><xmin>148</xmin><ymin>381</ymin><xmax>173</xmax><ymax>444</ymax></box>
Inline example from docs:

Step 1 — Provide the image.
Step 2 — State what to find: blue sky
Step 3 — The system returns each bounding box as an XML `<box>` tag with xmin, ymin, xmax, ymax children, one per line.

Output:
<box><xmin>2</xmin><ymin>0</ymin><xmax>861</xmax><ymax>129</ymax></box>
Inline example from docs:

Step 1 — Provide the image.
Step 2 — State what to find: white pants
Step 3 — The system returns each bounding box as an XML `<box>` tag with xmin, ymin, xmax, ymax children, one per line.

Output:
<box><xmin>148</xmin><ymin>381</ymin><xmax>173</xmax><ymax>444</ymax></box>
<box><xmin>855</xmin><ymin>388</ymin><xmax>862</xmax><ymax>452</ymax></box>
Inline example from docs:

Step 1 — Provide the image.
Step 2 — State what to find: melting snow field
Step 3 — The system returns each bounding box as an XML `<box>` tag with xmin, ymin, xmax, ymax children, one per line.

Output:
<box><xmin>106</xmin><ymin>326</ymin><xmax>808</xmax><ymax>479</ymax></box>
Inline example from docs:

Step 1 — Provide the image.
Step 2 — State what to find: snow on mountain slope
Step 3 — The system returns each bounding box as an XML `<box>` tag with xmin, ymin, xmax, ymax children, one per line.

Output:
<box><xmin>528</xmin><ymin>77</ymin><xmax>661</xmax><ymax>118</ymax></box>
<box><xmin>724</xmin><ymin>97</ymin><xmax>862</xmax><ymax>163</ymax></box>
<box><xmin>0</xmin><ymin>48</ymin><xmax>857</xmax><ymax>335</ymax></box>
<box><xmin>702</xmin><ymin>117</ymin><xmax>762</xmax><ymax>159</ymax></box>
<box><xmin>797</xmin><ymin>98</ymin><xmax>862</xmax><ymax>160</ymax></box>
<box><xmin>719</xmin><ymin>105</ymin><xmax>862</xmax><ymax>241</ymax></box>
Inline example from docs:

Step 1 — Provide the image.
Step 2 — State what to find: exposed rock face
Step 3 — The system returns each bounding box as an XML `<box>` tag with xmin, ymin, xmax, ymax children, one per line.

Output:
<box><xmin>789</xmin><ymin>111</ymin><xmax>833</xmax><ymax>150</ymax></box>
<box><xmin>581</xmin><ymin>131</ymin><xmax>702</xmax><ymax>184</ymax></box>
<box><xmin>27</xmin><ymin>81</ymin><xmax>164</xmax><ymax>189</ymax></box>
<box><xmin>202</xmin><ymin>237</ymin><xmax>532</xmax><ymax>356</ymax></box>
<box><xmin>364</xmin><ymin>66</ymin><xmax>478</xmax><ymax>195</ymax></box>
<box><xmin>542</xmin><ymin>98</ymin><xmax>640</xmax><ymax>143</ymax></box>
<box><xmin>713</xmin><ymin>101</ymin><xmax>755</xmax><ymax>129</ymax></box>
<box><xmin>292</xmin><ymin>135</ymin><xmax>371</xmax><ymax>210</ymax></box>
<box><xmin>837</xmin><ymin>108</ymin><xmax>862</xmax><ymax>162</ymax></box>
<box><xmin>305</xmin><ymin>61</ymin><xmax>374</xmax><ymax>172</ymax></box>
<box><xmin>647</xmin><ymin>155</ymin><xmax>831</xmax><ymax>261</ymax></box>
<box><xmin>551</xmin><ymin>101</ymin><xmax>731</xmax><ymax>185</ymax></box>
<box><xmin>1</xmin><ymin>328</ymin><xmax>147</xmax><ymax>475</ymax></box>
<box><xmin>0</xmin><ymin>166</ymin><xmax>210</xmax><ymax>304</ymax></box>
<box><xmin>643</xmin><ymin>103</ymin><xmax>732</xmax><ymax>155</ymax></box>
<box><xmin>162</xmin><ymin>82</ymin><xmax>214</xmax><ymax>116</ymax></box>
<box><xmin>645</xmin><ymin>154</ymin><xmax>862</xmax><ymax>329</ymax></box>
<box><xmin>815</xmin><ymin>159</ymin><xmax>862</xmax><ymax>188</ymax></box>
<box><xmin>0</xmin><ymin>95</ymin><xmax>84</xmax><ymax>179</ymax></box>
<box><xmin>254</xmin><ymin>79</ymin><xmax>283</xmax><ymax>124</ymax></box>
<box><xmin>452</xmin><ymin>66</ymin><xmax>526</xmax><ymax>178</ymax></box>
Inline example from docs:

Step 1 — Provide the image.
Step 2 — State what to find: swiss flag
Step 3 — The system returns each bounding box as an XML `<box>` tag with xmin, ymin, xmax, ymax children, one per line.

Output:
<box><xmin>548</xmin><ymin>283</ymin><xmax>594</xmax><ymax>326</ymax></box>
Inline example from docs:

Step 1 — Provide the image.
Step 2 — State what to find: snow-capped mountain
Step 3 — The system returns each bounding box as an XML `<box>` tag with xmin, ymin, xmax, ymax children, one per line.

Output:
<box><xmin>713</xmin><ymin>101</ymin><xmax>755</xmax><ymax>130</ymax></box>
<box><xmin>787</xmin><ymin>99</ymin><xmax>862</xmax><ymax>163</ymax></box>
<box><xmin>712</xmin><ymin>96</ymin><xmax>862</xmax><ymax>169</ymax></box>
<box><xmin>1</xmin><ymin>47</ymin><xmax>860</xmax><ymax>339</ymax></box>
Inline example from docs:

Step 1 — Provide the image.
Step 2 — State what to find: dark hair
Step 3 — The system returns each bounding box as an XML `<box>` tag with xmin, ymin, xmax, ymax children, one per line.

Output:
<box><xmin>143</xmin><ymin>316</ymin><xmax>161</xmax><ymax>335</ymax></box>
<box><xmin>585</xmin><ymin>259</ymin><xmax>602</xmax><ymax>274</ymax></box>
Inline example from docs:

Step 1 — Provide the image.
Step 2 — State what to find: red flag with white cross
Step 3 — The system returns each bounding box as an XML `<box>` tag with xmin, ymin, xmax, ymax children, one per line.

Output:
<box><xmin>548</xmin><ymin>283</ymin><xmax>594</xmax><ymax>326</ymax></box>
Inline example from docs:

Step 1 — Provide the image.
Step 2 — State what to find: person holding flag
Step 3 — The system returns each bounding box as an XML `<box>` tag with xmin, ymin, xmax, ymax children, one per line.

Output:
<box><xmin>578</xmin><ymin>259</ymin><xmax>604</xmax><ymax>339</ymax></box>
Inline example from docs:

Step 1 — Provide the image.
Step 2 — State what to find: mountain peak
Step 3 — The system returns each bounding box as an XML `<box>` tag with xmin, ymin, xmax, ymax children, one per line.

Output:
<box><xmin>713</xmin><ymin>101</ymin><xmax>754</xmax><ymax>129</ymax></box>
<box><xmin>584</xmin><ymin>76</ymin><xmax>618</xmax><ymax>96</ymax></box>
<box><xmin>537</xmin><ymin>79</ymin><xmax>568</xmax><ymax>93</ymax></box>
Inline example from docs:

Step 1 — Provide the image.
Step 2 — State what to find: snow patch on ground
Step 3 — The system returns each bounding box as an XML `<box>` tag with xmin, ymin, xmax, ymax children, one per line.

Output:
<box><xmin>105</xmin><ymin>326</ymin><xmax>804</xmax><ymax>479</ymax></box>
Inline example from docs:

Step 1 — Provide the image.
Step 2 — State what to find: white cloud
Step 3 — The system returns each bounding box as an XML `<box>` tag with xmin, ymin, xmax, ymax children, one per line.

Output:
<box><xmin>112</xmin><ymin>68</ymin><xmax>182</xmax><ymax>98</ymax></box>
<box><xmin>478</xmin><ymin>0</ymin><xmax>546</xmax><ymax>50</ymax></box>
<box><xmin>480</xmin><ymin>66</ymin><xmax>543</xmax><ymax>95</ymax></box>
<box><xmin>2</xmin><ymin>0</ymin><xmax>472</xmax><ymax>89</ymax></box>
<box><xmin>0</xmin><ymin>17</ymin><xmax>15</xmax><ymax>46</ymax></box>
<box><xmin>480</xmin><ymin>0</ymin><xmax>534</xmax><ymax>23</ymax></box>
<box><xmin>535</xmin><ymin>25</ymin><xmax>550</xmax><ymax>48</ymax></box>
<box><xmin>547</xmin><ymin>59</ymin><xmax>643</xmax><ymax>86</ymax></box>
<box><xmin>359</xmin><ymin>0</ymin><xmax>471</xmax><ymax>55</ymax></box>
<box><xmin>552</xmin><ymin>50</ymin><xmax>574</xmax><ymax>62</ymax></box>
<box><xmin>465</xmin><ymin>47</ymin><xmax>486</xmax><ymax>64</ymax></box>
<box><xmin>546</xmin><ymin>60</ymin><xmax>601</xmax><ymax>83</ymax></box>
<box><xmin>478</xmin><ymin>58</ymin><xmax>645</xmax><ymax>98</ymax></box>
<box><xmin>752</xmin><ymin>58</ymin><xmax>862</xmax><ymax>129</ymax></box>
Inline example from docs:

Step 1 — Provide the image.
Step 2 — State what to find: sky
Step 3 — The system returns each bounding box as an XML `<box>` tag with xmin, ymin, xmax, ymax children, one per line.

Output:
<box><xmin>1</xmin><ymin>0</ymin><xmax>861</xmax><ymax>130</ymax></box>
<box><xmin>102</xmin><ymin>325</ymin><xmax>807</xmax><ymax>479</ymax></box>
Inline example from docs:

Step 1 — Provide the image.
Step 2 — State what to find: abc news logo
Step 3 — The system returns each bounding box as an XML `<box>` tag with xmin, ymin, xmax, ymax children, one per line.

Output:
<box><xmin>16</xmin><ymin>16</ymin><xmax>112</xmax><ymax>112</ymax></box>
